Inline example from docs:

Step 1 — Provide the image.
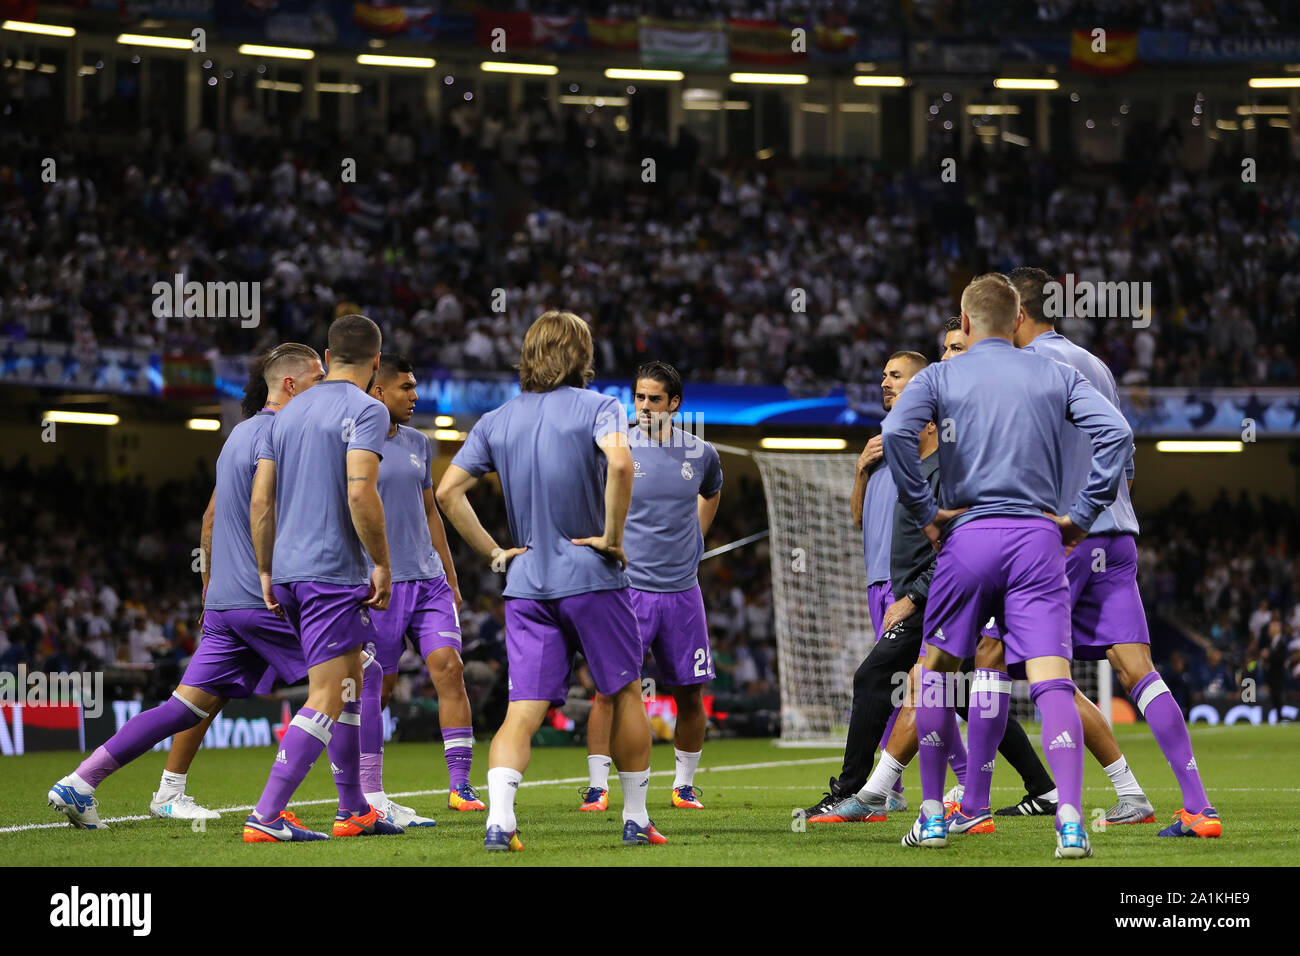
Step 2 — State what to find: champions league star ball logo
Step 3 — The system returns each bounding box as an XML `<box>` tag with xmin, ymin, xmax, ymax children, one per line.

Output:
<box><xmin>681</xmin><ymin>462</ymin><xmax>694</xmax><ymax>480</ymax></box>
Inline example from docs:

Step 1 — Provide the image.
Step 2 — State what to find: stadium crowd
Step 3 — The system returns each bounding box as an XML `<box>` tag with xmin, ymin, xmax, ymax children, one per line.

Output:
<box><xmin>487</xmin><ymin>0</ymin><xmax>1289</xmax><ymax>34</ymax></box>
<box><xmin>2</xmin><ymin>88</ymin><xmax>1298</xmax><ymax>394</ymax></box>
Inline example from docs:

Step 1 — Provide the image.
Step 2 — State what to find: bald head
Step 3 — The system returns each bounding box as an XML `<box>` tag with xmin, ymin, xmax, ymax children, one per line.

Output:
<box><xmin>960</xmin><ymin>273</ymin><xmax>1021</xmax><ymax>338</ymax></box>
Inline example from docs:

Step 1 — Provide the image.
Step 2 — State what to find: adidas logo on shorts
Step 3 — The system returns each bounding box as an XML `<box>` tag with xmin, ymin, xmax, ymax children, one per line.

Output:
<box><xmin>1048</xmin><ymin>731</ymin><xmax>1076</xmax><ymax>751</ymax></box>
<box><xmin>981</xmin><ymin>760</ymin><xmax>996</xmax><ymax>772</ymax></box>
<box><xmin>919</xmin><ymin>732</ymin><xmax>944</xmax><ymax>747</ymax></box>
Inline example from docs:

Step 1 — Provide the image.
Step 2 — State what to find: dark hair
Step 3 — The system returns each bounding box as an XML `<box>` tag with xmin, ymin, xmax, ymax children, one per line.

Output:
<box><xmin>942</xmin><ymin>315</ymin><xmax>962</xmax><ymax>333</ymax></box>
<box><xmin>377</xmin><ymin>354</ymin><xmax>414</xmax><ymax>383</ymax></box>
<box><xmin>1008</xmin><ymin>266</ymin><xmax>1054</xmax><ymax>325</ymax></box>
<box><xmin>634</xmin><ymin>360</ymin><xmax>683</xmax><ymax>404</ymax></box>
<box><xmin>241</xmin><ymin>343</ymin><xmax>321</xmax><ymax>418</ymax></box>
<box><xmin>328</xmin><ymin>313</ymin><xmax>383</xmax><ymax>366</ymax></box>
<box><xmin>887</xmin><ymin>350</ymin><xmax>927</xmax><ymax>373</ymax></box>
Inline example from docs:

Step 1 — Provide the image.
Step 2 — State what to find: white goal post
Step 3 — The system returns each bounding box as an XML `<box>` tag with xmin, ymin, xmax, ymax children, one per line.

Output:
<box><xmin>751</xmin><ymin>451</ymin><xmax>1108</xmax><ymax>746</ymax></box>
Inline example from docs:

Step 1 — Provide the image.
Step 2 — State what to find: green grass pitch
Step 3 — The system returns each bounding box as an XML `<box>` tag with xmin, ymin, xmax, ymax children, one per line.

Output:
<box><xmin>2</xmin><ymin>725</ymin><xmax>1295</xmax><ymax>866</ymax></box>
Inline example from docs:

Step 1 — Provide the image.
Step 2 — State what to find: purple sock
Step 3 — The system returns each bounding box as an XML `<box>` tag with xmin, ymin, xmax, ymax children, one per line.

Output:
<box><xmin>330</xmin><ymin>700</ymin><xmax>368</xmax><ymax>815</ymax></box>
<box><xmin>1131</xmin><ymin>670</ymin><xmax>1211</xmax><ymax>812</ymax></box>
<box><xmin>74</xmin><ymin>694</ymin><xmax>205</xmax><ymax>788</ymax></box>
<box><xmin>360</xmin><ymin>651</ymin><xmax>384</xmax><ymax>794</ymax></box>
<box><xmin>442</xmin><ymin>725</ymin><xmax>474</xmax><ymax>790</ymax></box>
<box><xmin>963</xmin><ymin>669</ymin><xmax>1011</xmax><ymax>812</ymax></box>
<box><xmin>1031</xmin><ymin>678</ymin><xmax>1084</xmax><ymax>829</ymax></box>
<box><xmin>878</xmin><ymin>705</ymin><xmax>900</xmax><ymax>753</ymax></box>
<box><xmin>915</xmin><ymin>668</ymin><xmax>956</xmax><ymax>811</ymax></box>
<box><xmin>255</xmin><ymin>707</ymin><xmax>332</xmax><ymax>821</ymax></box>
<box><xmin>946</xmin><ymin>720</ymin><xmax>968</xmax><ymax>781</ymax></box>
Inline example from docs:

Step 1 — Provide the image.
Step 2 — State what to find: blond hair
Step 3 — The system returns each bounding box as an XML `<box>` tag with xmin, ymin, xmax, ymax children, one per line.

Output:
<box><xmin>960</xmin><ymin>273</ymin><xmax>1021</xmax><ymax>336</ymax></box>
<box><xmin>517</xmin><ymin>310</ymin><xmax>596</xmax><ymax>393</ymax></box>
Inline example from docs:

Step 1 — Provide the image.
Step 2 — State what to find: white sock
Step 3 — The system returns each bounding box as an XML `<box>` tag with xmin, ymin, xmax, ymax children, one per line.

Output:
<box><xmin>364</xmin><ymin>790</ymin><xmax>387</xmax><ymax>807</ymax></box>
<box><xmin>587</xmin><ymin>754</ymin><xmax>612</xmax><ymax>790</ymax></box>
<box><xmin>60</xmin><ymin>772</ymin><xmax>94</xmax><ymax>795</ymax></box>
<box><xmin>619</xmin><ymin>770</ymin><xmax>650</xmax><ymax>827</ymax></box>
<box><xmin>157</xmin><ymin>770</ymin><xmax>186</xmax><ymax>797</ymax></box>
<box><xmin>673</xmin><ymin>748</ymin><xmax>702</xmax><ymax>788</ymax></box>
<box><xmin>485</xmin><ymin>767</ymin><xmax>522</xmax><ymax>832</ymax></box>
<box><xmin>1039</xmin><ymin>787</ymin><xmax>1059</xmax><ymax>804</ymax></box>
<box><xmin>859</xmin><ymin>751</ymin><xmax>907</xmax><ymax>800</ymax></box>
<box><xmin>1102</xmin><ymin>756</ymin><xmax>1145</xmax><ymax>799</ymax></box>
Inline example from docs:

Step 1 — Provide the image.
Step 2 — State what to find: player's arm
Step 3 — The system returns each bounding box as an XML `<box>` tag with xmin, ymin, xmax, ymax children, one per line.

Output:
<box><xmin>881</xmin><ymin>455</ymin><xmax>941</xmax><ymax>631</ymax></box>
<box><xmin>249</xmin><ymin>459</ymin><xmax>278</xmax><ymax>614</ymax></box>
<box><xmin>849</xmin><ymin>435</ymin><xmax>883</xmax><ymax>530</ymax></box>
<box><xmin>347</xmin><ymin>448</ymin><xmax>392</xmax><ymax>609</ymax></box>
<box><xmin>881</xmin><ymin>373</ymin><xmax>964</xmax><ymax>549</ymax></box>
<box><xmin>1055</xmin><ymin>369</ymin><xmax>1133</xmax><ymax>549</ymax></box>
<box><xmin>698</xmin><ymin>491</ymin><xmax>721</xmax><ymax>537</ymax></box>
<box><xmin>199</xmin><ymin>488</ymin><xmax>216</xmax><ymax>594</ymax></box>
<box><xmin>436</xmin><ymin>465</ymin><xmax>525</xmax><ymax>570</ymax></box>
<box><xmin>424</xmin><ymin>486</ymin><xmax>461</xmax><ymax>611</ymax></box>
<box><xmin>572</xmin><ymin>430</ymin><xmax>632</xmax><ymax>569</ymax></box>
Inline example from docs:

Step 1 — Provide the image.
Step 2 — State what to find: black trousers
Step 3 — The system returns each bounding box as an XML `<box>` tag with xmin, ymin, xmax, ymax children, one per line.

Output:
<box><xmin>833</xmin><ymin>620</ymin><xmax>1054</xmax><ymax>799</ymax></box>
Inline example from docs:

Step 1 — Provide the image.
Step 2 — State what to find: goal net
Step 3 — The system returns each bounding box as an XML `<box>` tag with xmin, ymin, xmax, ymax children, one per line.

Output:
<box><xmin>753</xmin><ymin>451</ymin><xmax>1107</xmax><ymax>746</ymax></box>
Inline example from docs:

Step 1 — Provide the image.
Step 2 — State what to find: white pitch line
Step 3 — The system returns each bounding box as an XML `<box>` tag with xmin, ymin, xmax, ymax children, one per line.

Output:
<box><xmin>0</xmin><ymin>756</ymin><xmax>840</xmax><ymax>834</ymax></box>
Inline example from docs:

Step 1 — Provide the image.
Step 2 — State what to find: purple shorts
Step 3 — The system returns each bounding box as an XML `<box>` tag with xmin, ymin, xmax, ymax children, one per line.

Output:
<box><xmin>630</xmin><ymin>585</ymin><xmax>712</xmax><ymax>687</ymax></box>
<box><xmin>504</xmin><ymin>588</ymin><xmax>643</xmax><ymax>706</ymax></box>
<box><xmin>272</xmin><ymin>581</ymin><xmax>375</xmax><ymax>670</ymax></box>
<box><xmin>369</xmin><ymin>577</ymin><xmax>462</xmax><ymax>674</ymax></box>
<box><xmin>922</xmin><ymin>517</ymin><xmax>1072</xmax><ymax>670</ymax></box>
<box><xmin>979</xmin><ymin>535</ymin><xmax>1149</xmax><ymax>663</ymax></box>
<box><xmin>1066</xmin><ymin>534</ymin><xmax>1150</xmax><ymax>659</ymax></box>
<box><xmin>183</xmin><ymin>608</ymin><xmax>308</xmax><ymax>699</ymax></box>
<box><xmin>867</xmin><ymin>580</ymin><xmax>895</xmax><ymax>644</ymax></box>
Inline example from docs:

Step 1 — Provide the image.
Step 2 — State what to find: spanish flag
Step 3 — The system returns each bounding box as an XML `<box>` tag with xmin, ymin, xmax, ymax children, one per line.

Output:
<box><xmin>1070</xmin><ymin>29</ymin><xmax>1138</xmax><ymax>74</ymax></box>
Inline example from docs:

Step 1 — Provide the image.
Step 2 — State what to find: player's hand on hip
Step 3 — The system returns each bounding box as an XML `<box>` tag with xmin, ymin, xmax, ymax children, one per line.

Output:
<box><xmin>365</xmin><ymin>565</ymin><xmax>392</xmax><ymax>610</ymax></box>
<box><xmin>1043</xmin><ymin>512</ymin><xmax>1087</xmax><ymax>554</ymax></box>
<box><xmin>858</xmin><ymin>434</ymin><xmax>883</xmax><ymax>472</ymax></box>
<box><xmin>260</xmin><ymin>572</ymin><xmax>283</xmax><ymax>619</ymax></box>
<box><xmin>882</xmin><ymin>595</ymin><xmax>917</xmax><ymax>631</ymax></box>
<box><xmin>571</xmin><ymin>535</ymin><xmax>627</xmax><ymax>570</ymax></box>
<box><xmin>923</xmin><ymin>507</ymin><xmax>968</xmax><ymax>551</ymax></box>
<box><xmin>490</xmin><ymin>546</ymin><xmax>527</xmax><ymax>573</ymax></box>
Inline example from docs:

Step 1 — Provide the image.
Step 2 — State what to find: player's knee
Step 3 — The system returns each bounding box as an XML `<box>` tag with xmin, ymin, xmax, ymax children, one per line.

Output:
<box><xmin>430</xmin><ymin>652</ymin><xmax>464</xmax><ymax>687</ymax></box>
<box><xmin>1108</xmin><ymin>646</ymin><xmax>1153</xmax><ymax>693</ymax></box>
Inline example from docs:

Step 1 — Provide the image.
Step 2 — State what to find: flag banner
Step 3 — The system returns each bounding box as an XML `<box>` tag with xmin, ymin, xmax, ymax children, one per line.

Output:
<box><xmin>1000</xmin><ymin>34</ymin><xmax>1071</xmax><ymax>62</ymax></box>
<box><xmin>909</xmin><ymin>39</ymin><xmax>999</xmax><ymax>72</ymax></box>
<box><xmin>588</xmin><ymin>16</ymin><xmax>638</xmax><ymax>50</ymax></box>
<box><xmin>1070</xmin><ymin>28</ymin><xmax>1138</xmax><ymax>74</ymax></box>
<box><xmin>639</xmin><ymin>17</ymin><xmax>727</xmax><ymax>69</ymax></box>
<box><xmin>728</xmin><ymin>18</ymin><xmax>805</xmax><ymax>64</ymax></box>
<box><xmin>352</xmin><ymin>3</ymin><xmax>439</xmax><ymax>38</ymax></box>
<box><xmin>475</xmin><ymin>10</ymin><xmax>533</xmax><ymax>49</ymax></box>
<box><xmin>532</xmin><ymin>13</ymin><xmax>585</xmax><ymax>51</ymax></box>
<box><xmin>216</xmin><ymin>0</ymin><xmax>351</xmax><ymax>45</ymax></box>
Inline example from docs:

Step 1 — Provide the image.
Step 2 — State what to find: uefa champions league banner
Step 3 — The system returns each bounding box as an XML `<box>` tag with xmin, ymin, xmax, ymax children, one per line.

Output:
<box><xmin>1116</xmin><ymin>387</ymin><xmax>1300</xmax><ymax>437</ymax></box>
<box><xmin>0</xmin><ymin>337</ymin><xmax>161</xmax><ymax>396</ymax></box>
<box><xmin>1139</xmin><ymin>30</ymin><xmax>1300</xmax><ymax>62</ymax></box>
